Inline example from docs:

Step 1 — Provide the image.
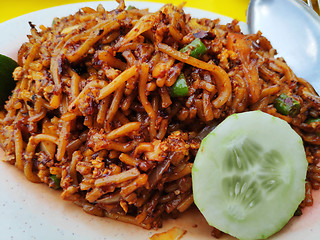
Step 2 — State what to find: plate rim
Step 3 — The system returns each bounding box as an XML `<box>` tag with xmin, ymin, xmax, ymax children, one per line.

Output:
<box><xmin>0</xmin><ymin>2</ymin><xmax>318</xmax><ymax>240</ymax></box>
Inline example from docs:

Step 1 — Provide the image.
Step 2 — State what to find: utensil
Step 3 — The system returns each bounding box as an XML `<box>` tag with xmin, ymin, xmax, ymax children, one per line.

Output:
<box><xmin>247</xmin><ymin>0</ymin><xmax>320</xmax><ymax>93</ymax></box>
<box><xmin>304</xmin><ymin>0</ymin><xmax>320</xmax><ymax>14</ymax></box>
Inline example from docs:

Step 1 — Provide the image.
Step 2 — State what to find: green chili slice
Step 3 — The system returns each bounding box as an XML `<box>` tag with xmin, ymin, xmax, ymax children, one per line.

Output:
<box><xmin>170</xmin><ymin>73</ymin><xmax>189</xmax><ymax>97</ymax></box>
<box><xmin>305</xmin><ymin>118</ymin><xmax>320</xmax><ymax>136</ymax></box>
<box><xmin>50</xmin><ymin>175</ymin><xmax>61</xmax><ymax>189</ymax></box>
<box><xmin>274</xmin><ymin>93</ymin><xmax>301</xmax><ymax>117</ymax></box>
<box><xmin>306</xmin><ymin>118</ymin><xmax>320</xmax><ymax>124</ymax></box>
<box><xmin>180</xmin><ymin>38</ymin><xmax>207</xmax><ymax>59</ymax></box>
<box><xmin>126</xmin><ymin>5</ymin><xmax>137</xmax><ymax>10</ymax></box>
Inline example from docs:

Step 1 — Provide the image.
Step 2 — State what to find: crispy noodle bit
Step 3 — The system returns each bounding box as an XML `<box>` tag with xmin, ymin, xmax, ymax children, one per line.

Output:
<box><xmin>1</xmin><ymin>0</ymin><xmax>320</xmax><ymax>235</ymax></box>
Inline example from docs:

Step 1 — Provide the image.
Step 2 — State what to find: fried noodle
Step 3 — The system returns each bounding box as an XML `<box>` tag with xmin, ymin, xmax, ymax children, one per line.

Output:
<box><xmin>1</xmin><ymin>0</ymin><xmax>320</xmax><ymax>232</ymax></box>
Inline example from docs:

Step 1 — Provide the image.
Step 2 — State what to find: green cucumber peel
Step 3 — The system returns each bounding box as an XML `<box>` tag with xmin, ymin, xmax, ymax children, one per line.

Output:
<box><xmin>0</xmin><ymin>54</ymin><xmax>18</xmax><ymax>108</ymax></box>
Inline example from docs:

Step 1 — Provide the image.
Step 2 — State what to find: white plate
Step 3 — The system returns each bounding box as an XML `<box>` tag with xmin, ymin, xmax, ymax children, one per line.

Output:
<box><xmin>0</xmin><ymin>2</ymin><xmax>319</xmax><ymax>240</ymax></box>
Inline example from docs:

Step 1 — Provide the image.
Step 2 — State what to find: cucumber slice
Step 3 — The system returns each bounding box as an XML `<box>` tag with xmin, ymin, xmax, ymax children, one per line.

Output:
<box><xmin>192</xmin><ymin>110</ymin><xmax>307</xmax><ymax>240</ymax></box>
<box><xmin>0</xmin><ymin>54</ymin><xmax>18</xmax><ymax>107</ymax></box>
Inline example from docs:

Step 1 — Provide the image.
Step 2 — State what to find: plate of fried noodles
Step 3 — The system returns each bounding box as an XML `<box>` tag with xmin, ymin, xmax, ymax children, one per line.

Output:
<box><xmin>1</xmin><ymin>0</ymin><xmax>320</xmax><ymax>239</ymax></box>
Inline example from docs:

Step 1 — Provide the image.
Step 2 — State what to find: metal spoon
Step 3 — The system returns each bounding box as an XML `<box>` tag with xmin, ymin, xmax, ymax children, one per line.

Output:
<box><xmin>247</xmin><ymin>0</ymin><xmax>320</xmax><ymax>93</ymax></box>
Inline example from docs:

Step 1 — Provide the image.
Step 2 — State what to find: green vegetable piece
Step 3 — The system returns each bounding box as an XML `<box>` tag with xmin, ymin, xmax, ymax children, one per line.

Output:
<box><xmin>126</xmin><ymin>5</ymin><xmax>137</xmax><ymax>10</ymax></box>
<box><xmin>180</xmin><ymin>38</ymin><xmax>207</xmax><ymax>59</ymax></box>
<box><xmin>274</xmin><ymin>93</ymin><xmax>301</xmax><ymax>117</ymax></box>
<box><xmin>306</xmin><ymin>118</ymin><xmax>320</xmax><ymax>136</ymax></box>
<box><xmin>50</xmin><ymin>175</ymin><xmax>61</xmax><ymax>189</ymax></box>
<box><xmin>192</xmin><ymin>110</ymin><xmax>307</xmax><ymax>240</ymax></box>
<box><xmin>306</xmin><ymin>117</ymin><xmax>320</xmax><ymax>124</ymax></box>
<box><xmin>169</xmin><ymin>73</ymin><xmax>189</xmax><ymax>97</ymax></box>
<box><xmin>0</xmin><ymin>54</ymin><xmax>18</xmax><ymax>108</ymax></box>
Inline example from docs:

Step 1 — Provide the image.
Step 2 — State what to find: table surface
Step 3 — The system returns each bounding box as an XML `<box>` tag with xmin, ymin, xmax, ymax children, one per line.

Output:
<box><xmin>0</xmin><ymin>0</ymin><xmax>250</xmax><ymax>23</ymax></box>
